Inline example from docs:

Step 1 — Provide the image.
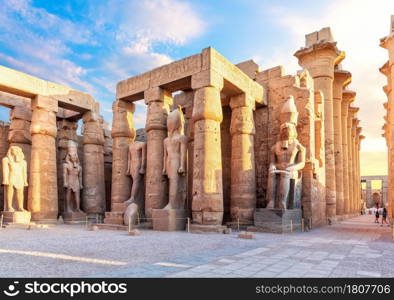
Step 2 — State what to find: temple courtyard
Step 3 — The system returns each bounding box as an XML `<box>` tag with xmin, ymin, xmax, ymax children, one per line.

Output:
<box><xmin>0</xmin><ymin>214</ymin><xmax>392</xmax><ymax>278</ymax></box>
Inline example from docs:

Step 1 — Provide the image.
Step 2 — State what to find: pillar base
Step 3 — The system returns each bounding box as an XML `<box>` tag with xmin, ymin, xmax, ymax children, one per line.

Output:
<box><xmin>192</xmin><ymin>211</ymin><xmax>223</xmax><ymax>225</ymax></box>
<box><xmin>152</xmin><ymin>209</ymin><xmax>189</xmax><ymax>231</ymax></box>
<box><xmin>30</xmin><ymin>212</ymin><xmax>58</xmax><ymax>224</ymax></box>
<box><xmin>248</xmin><ymin>208</ymin><xmax>301</xmax><ymax>233</ymax></box>
<box><xmin>189</xmin><ymin>224</ymin><xmax>228</xmax><ymax>234</ymax></box>
<box><xmin>62</xmin><ymin>211</ymin><xmax>87</xmax><ymax>224</ymax></box>
<box><xmin>1</xmin><ymin>211</ymin><xmax>31</xmax><ymax>224</ymax></box>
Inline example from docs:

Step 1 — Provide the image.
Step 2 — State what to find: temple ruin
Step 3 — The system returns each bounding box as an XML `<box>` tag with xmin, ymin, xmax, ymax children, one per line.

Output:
<box><xmin>0</xmin><ymin>26</ymin><xmax>365</xmax><ymax>233</ymax></box>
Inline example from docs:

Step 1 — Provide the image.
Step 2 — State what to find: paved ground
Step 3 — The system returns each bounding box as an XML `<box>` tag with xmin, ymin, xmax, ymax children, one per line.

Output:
<box><xmin>0</xmin><ymin>215</ymin><xmax>393</xmax><ymax>277</ymax></box>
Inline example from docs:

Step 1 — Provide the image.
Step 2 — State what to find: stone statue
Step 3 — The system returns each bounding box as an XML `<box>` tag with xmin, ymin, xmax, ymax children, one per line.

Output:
<box><xmin>63</xmin><ymin>140</ymin><xmax>83</xmax><ymax>213</ymax></box>
<box><xmin>266</xmin><ymin>96</ymin><xmax>306</xmax><ymax>209</ymax></box>
<box><xmin>2</xmin><ymin>146</ymin><xmax>28</xmax><ymax>211</ymax></box>
<box><xmin>162</xmin><ymin>106</ymin><xmax>187</xmax><ymax>210</ymax></box>
<box><xmin>123</xmin><ymin>134</ymin><xmax>146</xmax><ymax>225</ymax></box>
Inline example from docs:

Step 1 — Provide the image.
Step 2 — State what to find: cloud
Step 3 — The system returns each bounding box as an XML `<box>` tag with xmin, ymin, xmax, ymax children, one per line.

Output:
<box><xmin>269</xmin><ymin>0</ymin><xmax>394</xmax><ymax>156</ymax></box>
<box><xmin>94</xmin><ymin>0</ymin><xmax>205</xmax><ymax>84</ymax></box>
<box><xmin>0</xmin><ymin>0</ymin><xmax>95</xmax><ymax>93</ymax></box>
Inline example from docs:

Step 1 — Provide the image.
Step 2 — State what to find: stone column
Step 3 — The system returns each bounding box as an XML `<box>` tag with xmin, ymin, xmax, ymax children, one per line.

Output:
<box><xmin>229</xmin><ymin>94</ymin><xmax>256</xmax><ymax>225</ymax></box>
<box><xmin>0</xmin><ymin>121</ymin><xmax>9</xmax><ymax>211</ymax></box>
<box><xmin>342</xmin><ymin>90</ymin><xmax>355</xmax><ymax>215</ymax></box>
<box><xmin>380</xmin><ymin>15</ymin><xmax>394</xmax><ymax>220</ymax></box>
<box><xmin>191</xmin><ymin>83</ymin><xmax>224</xmax><ymax>226</ymax></box>
<box><xmin>82</xmin><ymin>111</ymin><xmax>106</xmax><ymax>216</ymax></box>
<box><xmin>56</xmin><ymin>119</ymin><xmax>78</xmax><ymax>215</ymax></box>
<box><xmin>103</xmin><ymin>121</ymin><xmax>113</xmax><ymax>211</ymax></box>
<box><xmin>111</xmin><ymin>100</ymin><xmax>135</xmax><ymax>210</ymax></box>
<box><xmin>356</xmin><ymin>128</ymin><xmax>362</xmax><ymax>212</ymax></box>
<box><xmin>144</xmin><ymin>87</ymin><xmax>172</xmax><ymax>219</ymax></box>
<box><xmin>366</xmin><ymin>180</ymin><xmax>372</xmax><ymax>208</ymax></box>
<box><xmin>382</xmin><ymin>178</ymin><xmax>388</xmax><ymax>207</ymax></box>
<box><xmin>8</xmin><ymin>105</ymin><xmax>32</xmax><ymax>206</ymax></box>
<box><xmin>347</xmin><ymin>108</ymin><xmax>355</xmax><ymax>214</ymax></box>
<box><xmin>351</xmin><ymin>117</ymin><xmax>358</xmax><ymax>213</ymax></box>
<box><xmin>28</xmin><ymin>95</ymin><xmax>58</xmax><ymax>222</ymax></box>
<box><xmin>333</xmin><ymin>70</ymin><xmax>351</xmax><ymax>216</ymax></box>
<box><xmin>294</xmin><ymin>29</ymin><xmax>342</xmax><ymax>219</ymax></box>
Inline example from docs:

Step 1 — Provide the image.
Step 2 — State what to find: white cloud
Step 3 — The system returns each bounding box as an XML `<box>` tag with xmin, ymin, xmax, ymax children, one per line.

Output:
<box><xmin>270</xmin><ymin>0</ymin><xmax>394</xmax><ymax>154</ymax></box>
<box><xmin>0</xmin><ymin>0</ymin><xmax>95</xmax><ymax>94</ymax></box>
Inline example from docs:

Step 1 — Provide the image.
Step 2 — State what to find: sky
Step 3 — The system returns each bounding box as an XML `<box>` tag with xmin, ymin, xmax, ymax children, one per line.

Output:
<box><xmin>0</xmin><ymin>0</ymin><xmax>392</xmax><ymax>176</ymax></box>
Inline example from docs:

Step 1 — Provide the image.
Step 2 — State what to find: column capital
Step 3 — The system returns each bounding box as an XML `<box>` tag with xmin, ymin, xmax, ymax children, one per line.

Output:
<box><xmin>112</xmin><ymin>100</ymin><xmax>135</xmax><ymax>139</ymax></box>
<box><xmin>144</xmin><ymin>87</ymin><xmax>173</xmax><ymax>105</ymax></box>
<box><xmin>192</xmin><ymin>86</ymin><xmax>223</xmax><ymax>123</ymax></box>
<box><xmin>229</xmin><ymin>93</ymin><xmax>255</xmax><ymax>110</ymax></box>
<box><xmin>342</xmin><ymin>90</ymin><xmax>356</xmax><ymax>105</ymax></box>
<box><xmin>230</xmin><ymin>106</ymin><xmax>255</xmax><ymax>136</ymax></box>
<box><xmin>334</xmin><ymin>69</ymin><xmax>352</xmax><ymax>87</ymax></box>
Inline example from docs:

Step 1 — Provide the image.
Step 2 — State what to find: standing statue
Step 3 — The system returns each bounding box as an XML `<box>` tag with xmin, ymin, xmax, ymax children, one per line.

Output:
<box><xmin>162</xmin><ymin>106</ymin><xmax>187</xmax><ymax>210</ymax></box>
<box><xmin>266</xmin><ymin>96</ymin><xmax>306</xmax><ymax>210</ymax></box>
<box><xmin>2</xmin><ymin>146</ymin><xmax>28</xmax><ymax>211</ymax></box>
<box><xmin>63</xmin><ymin>141</ymin><xmax>83</xmax><ymax>213</ymax></box>
<box><xmin>123</xmin><ymin>135</ymin><xmax>146</xmax><ymax>225</ymax></box>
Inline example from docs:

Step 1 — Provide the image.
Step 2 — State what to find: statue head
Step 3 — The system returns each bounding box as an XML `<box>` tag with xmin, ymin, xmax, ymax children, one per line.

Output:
<box><xmin>7</xmin><ymin>146</ymin><xmax>24</xmax><ymax>163</ymax></box>
<box><xmin>167</xmin><ymin>106</ymin><xmax>184</xmax><ymax>137</ymax></box>
<box><xmin>279</xmin><ymin>122</ymin><xmax>298</xmax><ymax>142</ymax></box>
<box><xmin>65</xmin><ymin>140</ymin><xmax>80</xmax><ymax>167</ymax></box>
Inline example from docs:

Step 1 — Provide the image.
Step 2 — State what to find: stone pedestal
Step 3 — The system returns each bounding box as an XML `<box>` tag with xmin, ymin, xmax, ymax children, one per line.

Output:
<box><xmin>152</xmin><ymin>209</ymin><xmax>188</xmax><ymax>231</ymax></box>
<box><xmin>248</xmin><ymin>208</ymin><xmax>301</xmax><ymax>233</ymax></box>
<box><xmin>62</xmin><ymin>211</ymin><xmax>86</xmax><ymax>224</ymax></box>
<box><xmin>1</xmin><ymin>211</ymin><xmax>31</xmax><ymax>224</ymax></box>
<box><xmin>189</xmin><ymin>224</ymin><xmax>228</xmax><ymax>234</ymax></box>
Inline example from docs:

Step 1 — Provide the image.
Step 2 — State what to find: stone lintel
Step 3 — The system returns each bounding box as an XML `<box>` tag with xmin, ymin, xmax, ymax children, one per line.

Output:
<box><xmin>0</xmin><ymin>91</ymin><xmax>30</xmax><ymax>109</ymax></box>
<box><xmin>0</xmin><ymin>65</ymin><xmax>95</xmax><ymax>112</ymax></box>
<box><xmin>117</xmin><ymin>47</ymin><xmax>265</xmax><ymax>106</ymax></box>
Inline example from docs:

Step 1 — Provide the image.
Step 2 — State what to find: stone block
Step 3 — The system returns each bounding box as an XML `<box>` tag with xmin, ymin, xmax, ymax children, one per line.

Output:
<box><xmin>238</xmin><ymin>232</ymin><xmax>254</xmax><ymax>239</ymax></box>
<box><xmin>1</xmin><ymin>211</ymin><xmax>31</xmax><ymax>224</ymax></box>
<box><xmin>250</xmin><ymin>208</ymin><xmax>302</xmax><ymax>233</ymax></box>
<box><xmin>189</xmin><ymin>224</ymin><xmax>228</xmax><ymax>234</ymax></box>
<box><xmin>152</xmin><ymin>209</ymin><xmax>188</xmax><ymax>231</ymax></box>
<box><xmin>128</xmin><ymin>229</ymin><xmax>140</xmax><ymax>236</ymax></box>
<box><xmin>62</xmin><ymin>211</ymin><xmax>87</xmax><ymax>224</ymax></box>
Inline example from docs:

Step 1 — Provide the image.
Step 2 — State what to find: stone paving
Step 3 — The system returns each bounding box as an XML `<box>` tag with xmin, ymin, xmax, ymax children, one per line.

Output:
<box><xmin>0</xmin><ymin>215</ymin><xmax>393</xmax><ymax>277</ymax></box>
<box><xmin>96</xmin><ymin>215</ymin><xmax>394</xmax><ymax>278</ymax></box>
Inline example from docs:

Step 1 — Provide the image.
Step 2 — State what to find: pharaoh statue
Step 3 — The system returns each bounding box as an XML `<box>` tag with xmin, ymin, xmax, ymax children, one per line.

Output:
<box><xmin>162</xmin><ymin>106</ymin><xmax>187</xmax><ymax>210</ymax></box>
<box><xmin>123</xmin><ymin>133</ymin><xmax>146</xmax><ymax>225</ymax></box>
<box><xmin>63</xmin><ymin>140</ymin><xmax>83</xmax><ymax>214</ymax></box>
<box><xmin>266</xmin><ymin>96</ymin><xmax>306</xmax><ymax>210</ymax></box>
<box><xmin>2</xmin><ymin>146</ymin><xmax>28</xmax><ymax>211</ymax></box>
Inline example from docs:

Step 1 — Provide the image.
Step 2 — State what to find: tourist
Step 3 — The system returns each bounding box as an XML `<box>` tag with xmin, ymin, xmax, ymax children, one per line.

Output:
<box><xmin>375</xmin><ymin>206</ymin><xmax>380</xmax><ymax>223</ymax></box>
<box><xmin>381</xmin><ymin>207</ymin><xmax>389</xmax><ymax>227</ymax></box>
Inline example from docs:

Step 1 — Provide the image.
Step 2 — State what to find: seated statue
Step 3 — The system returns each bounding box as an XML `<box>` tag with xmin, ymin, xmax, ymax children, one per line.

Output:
<box><xmin>123</xmin><ymin>134</ymin><xmax>146</xmax><ymax>225</ymax></box>
<box><xmin>2</xmin><ymin>146</ymin><xmax>28</xmax><ymax>212</ymax></box>
<box><xmin>266</xmin><ymin>96</ymin><xmax>306</xmax><ymax>210</ymax></box>
<box><xmin>162</xmin><ymin>106</ymin><xmax>187</xmax><ymax>210</ymax></box>
<box><xmin>63</xmin><ymin>141</ymin><xmax>83</xmax><ymax>213</ymax></box>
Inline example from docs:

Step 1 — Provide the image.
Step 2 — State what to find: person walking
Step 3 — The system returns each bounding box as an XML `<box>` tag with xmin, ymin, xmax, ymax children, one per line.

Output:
<box><xmin>375</xmin><ymin>206</ymin><xmax>380</xmax><ymax>224</ymax></box>
<box><xmin>381</xmin><ymin>207</ymin><xmax>389</xmax><ymax>227</ymax></box>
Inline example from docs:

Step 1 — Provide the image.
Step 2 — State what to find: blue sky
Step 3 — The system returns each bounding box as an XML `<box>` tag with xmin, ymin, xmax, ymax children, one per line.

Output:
<box><xmin>0</xmin><ymin>0</ymin><xmax>393</xmax><ymax>174</ymax></box>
